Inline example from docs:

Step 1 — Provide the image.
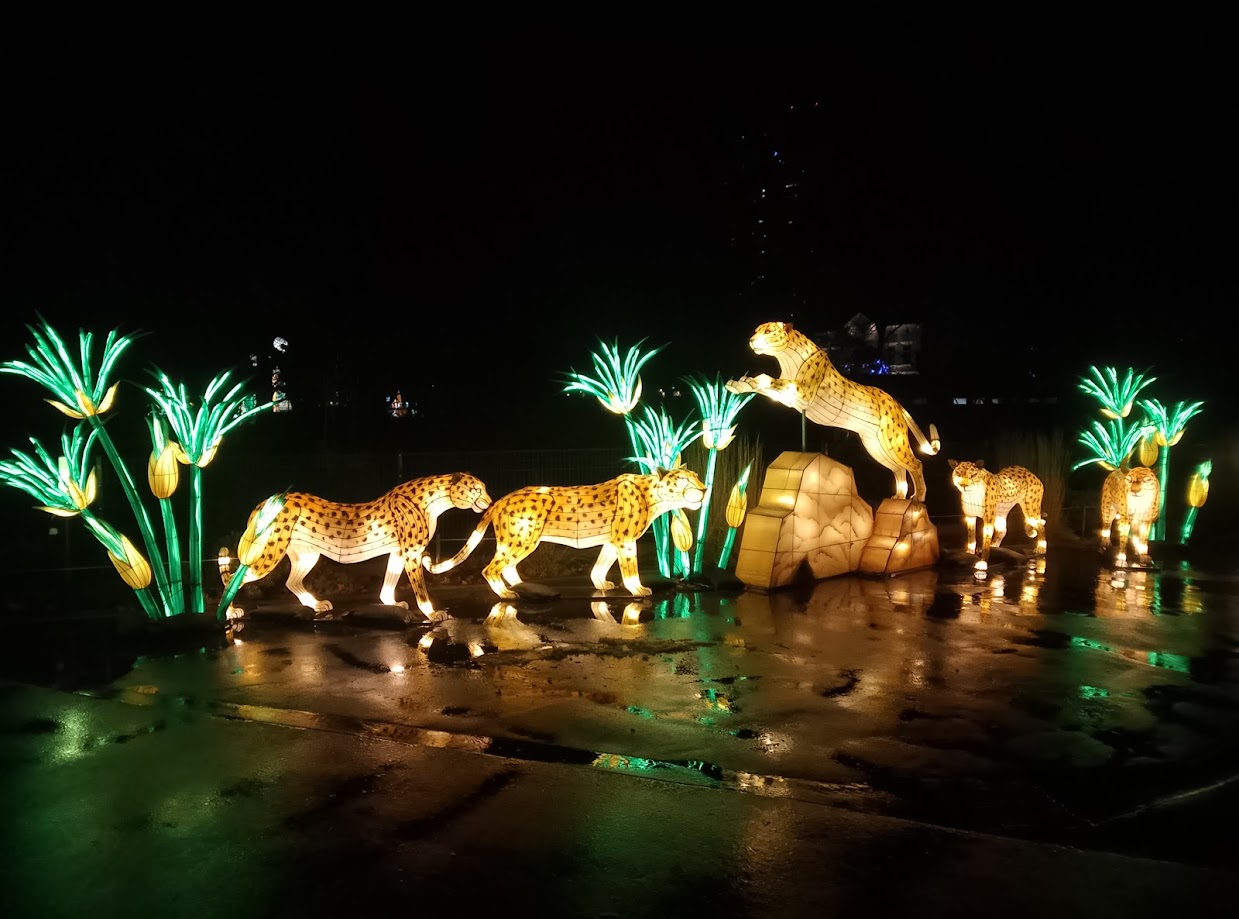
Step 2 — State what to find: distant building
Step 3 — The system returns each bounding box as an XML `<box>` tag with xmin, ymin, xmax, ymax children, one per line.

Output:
<box><xmin>814</xmin><ymin>313</ymin><xmax>921</xmax><ymax>376</ymax></box>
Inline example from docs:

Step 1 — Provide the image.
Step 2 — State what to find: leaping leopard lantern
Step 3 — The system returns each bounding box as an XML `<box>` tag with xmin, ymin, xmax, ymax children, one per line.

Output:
<box><xmin>727</xmin><ymin>321</ymin><xmax>940</xmax><ymax>501</ymax></box>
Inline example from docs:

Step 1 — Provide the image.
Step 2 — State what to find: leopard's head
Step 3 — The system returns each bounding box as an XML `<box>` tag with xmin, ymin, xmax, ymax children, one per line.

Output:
<box><xmin>1126</xmin><ymin>467</ymin><xmax>1156</xmax><ymax>494</ymax></box>
<box><xmin>450</xmin><ymin>472</ymin><xmax>492</xmax><ymax>512</ymax></box>
<box><xmin>750</xmin><ymin>321</ymin><xmax>793</xmax><ymax>356</ymax></box>
<box><xmin>948</xmin><ymin>459</ymin><xmax>986</xmax><ymax>491</ymax></box>
<box><xmin>654</xmin><ymin>464</ymin><xmax>707</xmax><ymax>511</ymax></box>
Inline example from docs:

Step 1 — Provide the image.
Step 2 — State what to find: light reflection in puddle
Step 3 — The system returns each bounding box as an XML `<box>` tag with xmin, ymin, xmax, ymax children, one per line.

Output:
<box><xmin>1069</xmin><ymin>635</ymin><xmax>1192</xmax><ymax>673</ymax></box>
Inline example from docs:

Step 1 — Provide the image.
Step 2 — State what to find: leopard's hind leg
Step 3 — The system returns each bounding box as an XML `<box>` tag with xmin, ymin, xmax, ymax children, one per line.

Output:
<box><xmin>483</xmin><ymin>546</ymin><xmax>524</xmax><ymax>599</ymax></box>
<box><xmin>1023</xmin><ymin>487</ymin><xmax>1047</xmax><ymax>554</ymax></box>
<box><xmin>990</xmin><ymin>503</ymin><xmax>1011</xmax><ymax>549</ymax></box>
<box><xmin>285</xmin><ymin>546</ymin><xmax>331</xmax><ymax>612</ymax></box>
<box><xmin>859</xmin><ymin>430</ymin><xmax>910</xmax><ymax>499</ymax></box>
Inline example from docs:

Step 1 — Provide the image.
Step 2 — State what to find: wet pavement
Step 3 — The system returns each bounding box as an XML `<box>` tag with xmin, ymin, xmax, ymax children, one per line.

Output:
<box><xmin>2</xmin><ymin>536</ymin><xmax>1238</xmax><ymax>916</ymax></box>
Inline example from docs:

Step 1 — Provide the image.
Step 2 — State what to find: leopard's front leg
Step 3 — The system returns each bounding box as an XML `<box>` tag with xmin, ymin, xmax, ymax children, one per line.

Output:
<box><xmin>616</xmin><ymin>540</ymin><xmax>651</xmax><ymax>597</ymax></box>
<box><xmin>398</xmin><ymin>548</ymin><xmax>441</xmax><ymax>619</ymax></box>
<box><xmin>382</xmin><ymin>551</ymin><xmax>412</xmax><ymax>610</ymax></box>
<box><xmin>727</xmin><ymin>373</ymin><xmax>800</xmax><ymax>408</ymax></box>
<box><xmin>285</xmin><ymin>546</ymin><xmax>332</xmax><ymax>612</ymax></box>
<box><xmin>975</xmin><ymin>519</ymin><xmax>995</xmax><ymax>572</ymax></box>
<box><xmin>590</xmin><ymin>543</ymin><xmax>619</xmax><ymax>591</ymax></box>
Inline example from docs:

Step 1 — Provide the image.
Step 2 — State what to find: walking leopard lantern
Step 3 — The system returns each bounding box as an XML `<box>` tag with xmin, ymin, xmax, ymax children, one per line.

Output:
<box><xmin>947</xmin><ymin>459</ymin><xmax>1047</xmax><ymax>572</ymax></box>
<box><xmin>424</xmin><ymin>463</ymin><xmax>707</xmax><ymax>599</ymax></box>
<box><xmin>231</xmin><ymin>472</ymin><xmax>492</xmax><ymax>620</ymax></box>
<box><xmin>727</xmin><ymin>321</ymin><xmax>940</xmax><ymax>501</ymax></box>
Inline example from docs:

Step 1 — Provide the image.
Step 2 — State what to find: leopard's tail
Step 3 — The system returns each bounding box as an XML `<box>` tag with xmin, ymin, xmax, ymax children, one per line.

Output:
<box><xmin>904</xmin><ymin>410</ymin><xmax>941</xmax><ymax>457</ymax></box>
<box><xmin>424</xmin><ymin>506</ymin><xmax>495</xmax><ymax>574</ymax></box>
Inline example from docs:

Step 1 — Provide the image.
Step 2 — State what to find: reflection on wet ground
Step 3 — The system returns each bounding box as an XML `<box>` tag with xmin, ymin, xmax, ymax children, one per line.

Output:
<box><xmin>3</xmin><ymin>543</ymin><xmax>1239</xmax><ymax>855</ymax></box>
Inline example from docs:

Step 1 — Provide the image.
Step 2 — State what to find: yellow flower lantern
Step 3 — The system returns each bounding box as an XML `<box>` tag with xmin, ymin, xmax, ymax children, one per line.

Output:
<box><xmin>173</xmin><ymin>437</ymin><xmax>223</xmax><ymax>468</ymax></box>
<box><xmin>1187</xmin><ymin>471</ymin><xmax>1210</xmax><ymax>509</ymax></box>
<box><xmin>725</xmin><ymin>482</ymin><xmax>748</xmax><ymax>529</ymax></box>
<box><xmin>147</xmin><ymin>442</ymin><xmax>180</xmax><ymax>498</ymax></box>
<box><xmin>671</xmin><ymin>508</ymin><xmax>694</xmax><ymax>552</ymax></box>
<box><xmin>1154</xmin><ymin>429</ymin><xmax>1185</xmax><ymax>448</ymax></box>
<box><xmin>57</xmin><ymin>456</ymin><xmax>97</xmax><ymax>511</ymax></box>
<box><xmin>46</xmin><ymin>382</ymin><xmax>120</xmax><ymax>419</ymax></box>
<box><xmin>108</xmin><ymin>535</ymin><xmax>152</xmax><ymax>589</ymax></box>
<box><xmin>701</xmin><ymin>424</ymin><xmax>737</xmax><ymax>451</ymax></box>
<box><xmin>1137</xmin><ymin>436</ymin><xmax>1159</xmax><ymax>468</ymax></box>
<box><xmin>237</xmin><ymin>517</ymin><xmax>272</xmax><ymax>567</ymax></box>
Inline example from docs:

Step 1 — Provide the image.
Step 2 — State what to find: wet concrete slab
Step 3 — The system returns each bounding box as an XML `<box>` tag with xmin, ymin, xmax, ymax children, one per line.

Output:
<box><xmin>1</xmin><ymin>538</ymin><xmax>1238</xmax><ymax>914</ymax></box>
<box><xmin>3</xmin><ymin>677</ymin><xmax>1231</xmax><ymax>919</ymax></box>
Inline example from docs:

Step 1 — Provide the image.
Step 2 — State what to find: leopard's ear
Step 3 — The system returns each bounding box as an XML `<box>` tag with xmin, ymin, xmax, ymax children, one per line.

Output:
<box><xmin>449</xmin><ymin>472</ymin><xmax>463</xmax><ymax>485</ymax></box>
<box><xmin>947</xmin><ymin>458</ymin><xmax>958</xmax><ymax>469</ymax></box>
<box><xmin>781</xmin><ymin>321</ymin><xmax>793</xmax><ymax>332</ymax></box>
<box><xmin>976</xmin><ymin>460</ymin><xmax>986</xmax><ymax>469</ymax></box>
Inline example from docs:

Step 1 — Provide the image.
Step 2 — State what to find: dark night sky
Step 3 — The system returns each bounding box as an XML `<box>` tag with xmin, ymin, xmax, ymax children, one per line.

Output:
<box><xmin>4</xmin><ymin>41</ymin><xmax>1236</xmax><ymax>450</ymax></box>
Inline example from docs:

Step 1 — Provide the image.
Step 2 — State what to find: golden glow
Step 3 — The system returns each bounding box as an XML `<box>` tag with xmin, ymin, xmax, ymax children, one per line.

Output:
<box><xmin>108</xmin><ymin>534</ymin><xmax>152</xmax><ymax>589</ymax></box>
<box><xmin>147</xmin><ymin>442</ymin><xmax>180</xmax><ymax>498</ymax></box>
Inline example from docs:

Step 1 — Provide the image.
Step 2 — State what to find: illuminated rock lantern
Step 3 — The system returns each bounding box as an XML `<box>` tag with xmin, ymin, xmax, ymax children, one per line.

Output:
<box><xmin>856</xmin><ymin>497</ymin><xmax>940</xmax><ymax>576</ymax></box>
<box><xmin>734</xmin><ymin>451</ymin><xmax>875</xmax><ymax>591</ymax></box>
